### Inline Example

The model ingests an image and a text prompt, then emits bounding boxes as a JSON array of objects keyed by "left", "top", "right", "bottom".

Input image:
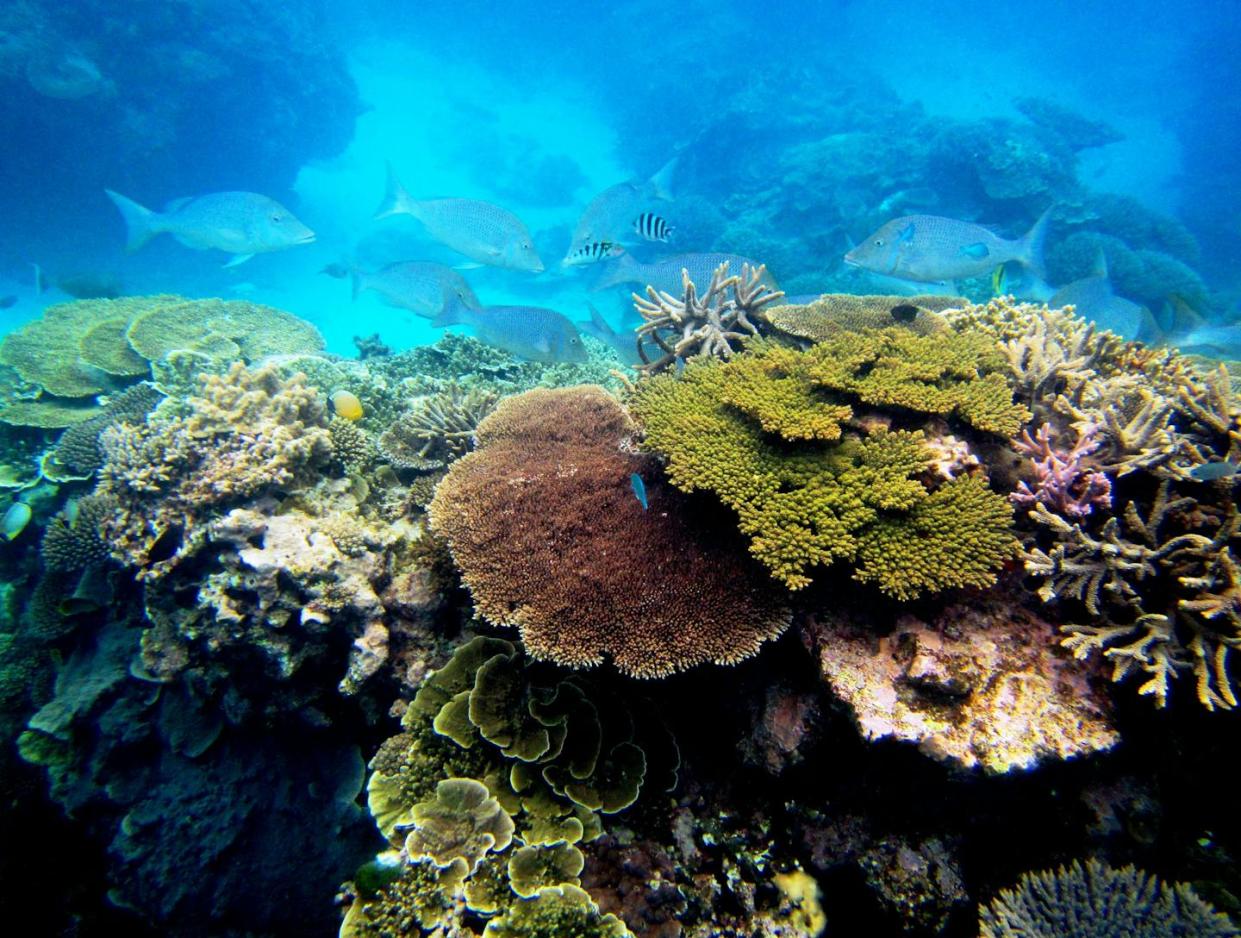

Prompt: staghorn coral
[
  {"left": 429, "top": 386, "right": 791, "bottom": 677},
  {"left": 93, "top": 362, "right": 332, "bottom": 576},
  {"left": 379, "top": 384, "right": 499, "bottom": 471},
  {"left": 979, "top": 858, "right": 1238, "bottom": 937},
  {"left": 760, "top": 294, "right": 957, "bottom": 344},
  {"left": 631, "top": 347, "right": 1018, "bottom": 595},
  {"left": 634, "top": 261, "right": 784, "bottom": 372},
  {"left": 807, "top": 600, "right": 1119, "bottom": 773},
  {"left": 1027, "top": 480, "right": 1241, "bottom": 709},
  {"left": 1010, "top": 422, "right": 1112, "bottom": 519}
]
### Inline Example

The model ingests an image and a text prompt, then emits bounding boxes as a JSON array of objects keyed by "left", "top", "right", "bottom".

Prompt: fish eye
[
  {"left": 271, "top": 213, "right": 283, "bottom": 222},
  {"left": 874, "top": 239, "right": 884, "bottom": 247}
]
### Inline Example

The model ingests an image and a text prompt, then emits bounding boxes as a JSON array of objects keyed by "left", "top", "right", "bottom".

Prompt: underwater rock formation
[
  {"left": 807, "top": 600, "right": 1119, "bottom": 773},
  {"left": 429, "top": 385, "right": 791, "bottom": 677}
]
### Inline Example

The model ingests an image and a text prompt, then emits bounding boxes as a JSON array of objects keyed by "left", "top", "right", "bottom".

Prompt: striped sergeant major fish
[
  {"left": 563, "top": 240, "right": 625, "bottom": 268},
  {"left": 633, "top": 212, "right": 673, "bottom": 243}
]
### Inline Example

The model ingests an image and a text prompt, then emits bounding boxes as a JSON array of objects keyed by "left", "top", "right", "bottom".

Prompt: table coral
[
  {"left": 429, "top": 385, "right": 791, "bottom": 677},
  {"left": 761, "top": 294, "right": 958, "bottom": 344},
  {"left": 806, "top": 601, "right": 1119, "bottom": 773},
  {"left": 631, "top": 343, "right": 1018, "bottom": 595}
]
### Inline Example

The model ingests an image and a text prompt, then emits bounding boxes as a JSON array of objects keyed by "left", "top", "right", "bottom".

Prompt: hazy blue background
[{"left": 1, "top": 0, "right": 1237, "bottom": 354}]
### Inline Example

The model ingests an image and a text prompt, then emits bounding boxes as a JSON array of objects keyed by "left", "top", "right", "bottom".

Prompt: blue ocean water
[{"left": 4, "top": 2, "right": 1241, "bottom": 936}]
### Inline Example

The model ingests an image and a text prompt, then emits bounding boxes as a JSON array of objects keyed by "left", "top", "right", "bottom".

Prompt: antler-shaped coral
[{"left": 633, "top": 262, "right": 783, "bottom": 373}]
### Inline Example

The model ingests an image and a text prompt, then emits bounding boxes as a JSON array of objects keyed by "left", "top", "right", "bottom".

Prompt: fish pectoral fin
[
  {"left": 960, "top": 242, "right": 990, "bottom": 259},
  {"left": 897, "top": 223, "right": 915, "bottom": 242},
  {"left": 223, "top": 254, "right": 255, "bottom": 268}
]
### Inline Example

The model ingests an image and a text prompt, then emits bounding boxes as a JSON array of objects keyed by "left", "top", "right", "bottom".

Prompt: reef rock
[{"left": 806, "top": 600, "right": 1119, "bottom": 773}]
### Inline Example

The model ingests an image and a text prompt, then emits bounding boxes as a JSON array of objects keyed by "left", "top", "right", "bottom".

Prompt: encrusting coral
[
  {"left": 93, "top": 362, "right": 332, "bottom": 576},
  {"left": 630, "top": 337, "right": 1020, "bottom": 595},
  {"left": 429, "top": 385, "right": 792, "bottom": 677},
  {"left": 806, "top": 600, "right": 1119, "bottom": 773},
  {"left": 633, "top": 261, "right": 784, "bottom": 372}
]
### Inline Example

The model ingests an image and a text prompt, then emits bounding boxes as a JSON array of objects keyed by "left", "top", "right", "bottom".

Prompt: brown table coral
[
  {"left": 428, "top": 385, "right": 791, "bottom": 678},
  {"left": 806, "top": 600, "right": 1119, "bottom": 774}
]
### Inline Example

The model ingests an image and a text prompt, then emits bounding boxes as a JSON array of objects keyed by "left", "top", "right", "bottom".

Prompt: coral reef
[
  {"left": 630, "top": 338, "right": 1019, "bottom": 594},
  {"left": 979, "top": 859, "right": 1239, "bottom": 937},
  {"left": 41, "top": 382, "right": 164, "bottom": 481},
  {"left": 761, "top": 293, "right": 958, "bottom": 344},
  {"left": 806, "top": 600, "right": 1119, "bottom": 773},
  {"left": 378, "top": 384, "right": 500, "bottom": 471},
  {"left": 634, "top": 261, "right": 784, "bottom": 372},
  {"left": 429, "top": 386, "right": 791, "bottom": 677},
  {"left": 1009, "top": 422, "right": 1112, "bottom": 519}
]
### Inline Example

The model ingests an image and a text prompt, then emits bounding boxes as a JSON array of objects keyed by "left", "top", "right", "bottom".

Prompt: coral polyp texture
[
  {"left": 807, "top": 601, "right": 1119, "bottom": 773},
  {"left": 94, "top": 361, "right": 332, "bottom": 575},
  {"left": 760, "top": 293, "right": 960, "bottom": 343},
  {"left": 428, "top": 385, "right": 791, "bottom": 677},
  {"left": 629, "top": 334, "right": 1020, "bottom": 595},
  {"left": 979, "top": 859, "right": 1239, "bottom": 937}
]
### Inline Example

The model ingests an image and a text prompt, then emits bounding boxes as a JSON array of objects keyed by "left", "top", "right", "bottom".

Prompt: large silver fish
[
  {"left": 593, "top": 250, "right": 776, "bottom": 295},
  {"left": 562, "top": 157, "right": 677, "bottom": 266},
  {"left": 350, "top": 261, "right": 481, "bottom": 319},
  {"left": 105, "top": 189, "right": 315, "bottom": 267},
  {"left": 1049, "top": 253, "right": 1153, "bottom": 342},
  {"left": 433, "top": 304, "right": 588, "bottom": 364},
  {"left": 375, "top": 164, "right": 543, "bottom": 272},
  {"left": 845, "top": 210, "right": 1050, "bottom": 282},
  {"left": 576, "top": 304, "right": 641, "bottom": 365}
]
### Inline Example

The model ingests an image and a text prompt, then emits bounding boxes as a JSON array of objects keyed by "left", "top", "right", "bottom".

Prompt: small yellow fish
[{"left": 330, "top": 390, "right": 364, "bottom": 421}]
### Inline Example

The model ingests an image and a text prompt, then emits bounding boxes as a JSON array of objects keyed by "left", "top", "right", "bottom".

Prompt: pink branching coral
[{"left": 1010, "top": 422, "right": 1112, "bottom": 519}]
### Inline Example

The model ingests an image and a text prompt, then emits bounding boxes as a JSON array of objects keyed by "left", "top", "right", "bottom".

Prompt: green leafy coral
[{"left": 631, "top": 337, "right": 1019, "bottom": 594}]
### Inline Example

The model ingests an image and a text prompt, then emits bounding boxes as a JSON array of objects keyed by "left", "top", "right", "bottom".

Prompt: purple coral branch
[{"left": 1011, "top": 422, "right": 1112, "bottom": 519}]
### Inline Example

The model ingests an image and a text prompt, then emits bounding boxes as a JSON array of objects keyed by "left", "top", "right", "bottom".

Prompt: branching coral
[
  {"left": 93, "top": 362, "right": 332, "bottom": 576},
  {"left": 379, "top": 384, "right": 499, "bottom": 470},
  {"left": 634, "top": 261, "right": 783, "bottom": 372},
  {"left": 1010, "top": 422, "right": 1112, "bottom": 519},
  {"left": 979, "top": 859, "right": 1238, "bottom": 937},
  {"left": 429, "top": 386, "right": 791, "bottom": 676},
  {"left": 631, "top": 344, "right": 1018, "bottom": 595}
]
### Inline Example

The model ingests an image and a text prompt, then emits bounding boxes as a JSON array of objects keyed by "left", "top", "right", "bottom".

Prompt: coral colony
[{"left": 2, "top": 283, "right": 1240, "bottom": 936}]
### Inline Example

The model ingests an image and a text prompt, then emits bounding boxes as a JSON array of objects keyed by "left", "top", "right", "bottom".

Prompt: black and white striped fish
[
  {"left": 562, "top": 240, "right": 625, "bottom": 268},
  {"left": 633, "top": 212, "right": 673, "bottom": 242}
]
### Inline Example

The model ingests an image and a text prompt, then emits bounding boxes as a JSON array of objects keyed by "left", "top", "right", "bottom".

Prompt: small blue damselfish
[{"left": 630, "top": 472, "right": 648, "bottom": 510}]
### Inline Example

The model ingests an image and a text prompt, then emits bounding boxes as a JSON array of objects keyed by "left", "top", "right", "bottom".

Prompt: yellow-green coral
[
  {"left": 341, "top": 856, "right": 469, "bottom": 937},
  {"left": 483, "top": 884, "right": 632, "bottom": 938},
  {"left": 762, "top": 293, "right": 957, "bottom": 343},
  {"left": 632, "top": 349, "right": 1017, "bottom": 593},
  {"left": 402, "top": 777, "right": 515, "bottom": 873},
  {"left": 804, "top": 328, "right": 1029, "bottom": 435},
  {"left": 508, "top": 844, "right": 585, "bottom": 897},
  {"left": 125, "top": 297, "right": 324, "bottom": 362}
]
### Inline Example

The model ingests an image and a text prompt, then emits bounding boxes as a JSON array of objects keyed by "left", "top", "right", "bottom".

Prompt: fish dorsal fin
[{"left": 1090, "top": 248, "right": 1109, "bottom": 281}]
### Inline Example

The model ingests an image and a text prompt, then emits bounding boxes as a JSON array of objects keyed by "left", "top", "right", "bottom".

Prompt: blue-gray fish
[
  {"left": 593, "top": 251, "right": 777, "bottom": 295},
  {"left": 1189, "top": 460, "right": 1239, "bottom": 482},
  {"left": 433, "top": 304, "right": 587, "bottom": 364},
  {"left": 562, "top": 157, "right": 677, "bottom": 265},
  {"left": 1171, "top": 324, "right": 1241, "bottom": 360},
  {"left": 350, "top": 261, "right": 481, "bottom": 319},
  {"left": 374, "top": 164, "right": 543, "bottom": 272},
  {"left": 630, "top": 473, "right": 648, "bottom": 510},
  {"left": 576, "top": 304, "right": 641, "bottom": 365},
  {"left": 845, "top": 209, "right": 1050, "bottom": 282},
  {"left": 1049, "top": 254, "right": 1152, "bottom": 342},
  {"left": 105, "top": 189, "right": 315, "bottom": 267}
]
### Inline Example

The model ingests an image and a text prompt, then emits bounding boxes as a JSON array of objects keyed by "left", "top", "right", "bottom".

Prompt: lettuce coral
[
  {"left": 428, "top": 385, "right": 791, "bottom": 677},
  {"left": 630, "top": 342, "right": 1019, "bottom": 595}
]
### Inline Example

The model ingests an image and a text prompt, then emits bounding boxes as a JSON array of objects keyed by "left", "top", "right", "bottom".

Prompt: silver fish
[
  {"left": 375, "top": 164, "right": 543, "bottom": 272},
  {"left": 576, "top": 304, "right": 641, "bottom": 365},
  {"left": 563, "top": 240, "right": 625, "bottom": 268},
  {"left": 1049, "top": 253, "right": 1151, "bottom": 342},
  {"left": 433, "top": 304, "right": 588, "bottom": 364},
  {"left": 563, "top": 157, "right": 677, "bottom": 265},
  {"left": 105, "top": 189, "right": 315, "bottom": 267},
  {"left": 633, "top": 212, "right": 673, "bottom": 242},
  {"left": 593, "top": 251, "right": 776, "bottom": 295},
  {"left": 351, "top": 261, "right": 481, "bottom": 319},
  {"left": 845, "top": 209, "right": 1050, "bottom": 282},
  {"left": 1189, "top": 461, "right": 1239, "bottom": 482}
]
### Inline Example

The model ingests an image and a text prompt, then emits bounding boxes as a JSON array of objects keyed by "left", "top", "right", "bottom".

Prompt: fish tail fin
[
  {"left": 350, "top": 269, "right": 365, "bottom": 301},
  {"left": 591, "top": 250, "right": 638, "bottom": 291},
  {"left": 105, "top": 189, "right": 161, "bottom": 252},
  {"left": 587, "top": 303, "right": 616, "bottom": 338},
  {"left": 650, "top": 156, "right": 678, "bottom": 201},
  {"left": 1017, "top": 206, "right": 1053, "bottom": 280},
  {"left": 374, "top": 161, "right": 418, "bottom": 220},
  {"left": 1090, "top": 247, "right": 1109, "bottom": 280}
]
